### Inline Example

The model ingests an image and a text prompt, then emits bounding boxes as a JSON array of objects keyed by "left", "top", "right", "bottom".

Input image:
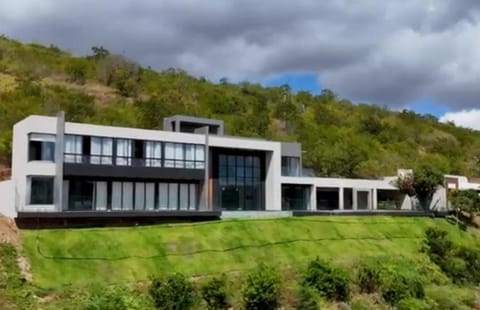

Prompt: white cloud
[{"left": 440, "top": 109, "right": 480, "bottom": 130}]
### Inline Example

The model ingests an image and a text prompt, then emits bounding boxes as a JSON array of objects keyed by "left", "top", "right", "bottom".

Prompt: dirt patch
[
  {"left": 41, "top": 76, "right": 120, "bottom": 104},
  {"left": 0, "top": 216, "right": 32, "bottom": 281},
  {"left": 0, "top": 216, "right": 20, "bottom": 246}
]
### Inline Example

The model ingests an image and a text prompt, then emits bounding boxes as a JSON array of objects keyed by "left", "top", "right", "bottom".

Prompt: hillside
[
  {"left": 1, "top": 35, "right": 480, "bottom": 178},
  {"left": 21, "top": 216, "right": 478, "bottom": 288}
]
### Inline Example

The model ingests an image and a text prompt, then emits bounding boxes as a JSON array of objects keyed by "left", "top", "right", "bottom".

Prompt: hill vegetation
[
  {"left": 1, "top": 35, "right": 480, "bottom": 177},
  {"left": 12, "top": 216, "right": 480, "bottom": 308}
]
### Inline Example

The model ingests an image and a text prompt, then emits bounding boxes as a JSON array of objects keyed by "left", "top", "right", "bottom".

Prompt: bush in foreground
[
  {"left": 357, "top": 262, "right": 382, "bottom": 294},
  {"left": 84, "top": 285, "right": 148, "bottom": 310},
  {"left": 242, "top": 264, "right": 281, "bottom": 310},
  {"left": 201, "top": 275, "right": 229, "bottom": 310},
  {"left": 423, "top": 227, "right": 480, "bottom": 284},
  {"left": 396, "top": 297, "right": 430, "bottom": 310},
  {"left": 149, "top": 273, "right": 195, "bottom": 310},
  {"left": 382, "top": 274, "right": 425, "bottom": 306},
  {"left": 303, "top": 258, "right": 350, "bottom": 301},
  {"left": 295, "top": 284, "right": 321, "bottom": 310}
]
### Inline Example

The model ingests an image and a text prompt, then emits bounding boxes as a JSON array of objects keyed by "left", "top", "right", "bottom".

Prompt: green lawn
[{"left": 21, "top": 216, "right": 478, "bottom": 288}]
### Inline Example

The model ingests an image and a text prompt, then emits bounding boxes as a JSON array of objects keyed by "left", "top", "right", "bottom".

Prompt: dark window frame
[
  {"left": 28, "top": 133, "right": 55, "bottom": 162},
  {"left": 29, "top": 176, "right": 54, "bottom": 205}
]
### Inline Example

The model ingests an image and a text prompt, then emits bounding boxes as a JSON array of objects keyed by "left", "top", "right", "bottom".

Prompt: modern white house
[{"left": 0, "top": 113, "right": 477, "bottom": 226}]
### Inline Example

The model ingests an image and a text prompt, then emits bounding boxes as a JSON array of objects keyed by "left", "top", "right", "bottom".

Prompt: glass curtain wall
[
  {"left": 281, "top": 185, "right": 310, "bottom": 210},
  {"left": 213, "top": 150, "right": 265, "bottom": 211},
  {"left": 281, "top": 157, "right": 300, "bottom": 176},
  {"left": 65, "top": 179, "right": 197, "bottom": 211},
  {"left": 64, "top": 135, "right": 204, "bottom": 169}
]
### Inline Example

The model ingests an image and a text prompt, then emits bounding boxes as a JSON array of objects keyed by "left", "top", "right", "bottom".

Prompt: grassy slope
[{"left": 21, "top": 216, "right": 478, "bottom": 288}]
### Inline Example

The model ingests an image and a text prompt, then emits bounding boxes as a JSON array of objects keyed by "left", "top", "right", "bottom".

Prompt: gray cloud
[{"left": 2, "top": 0, "right": 480, "bottom": 110}]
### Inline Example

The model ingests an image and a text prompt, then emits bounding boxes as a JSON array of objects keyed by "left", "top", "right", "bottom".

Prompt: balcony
[{"left": 63, "top": 154, "right": 205, "bottom": 180}]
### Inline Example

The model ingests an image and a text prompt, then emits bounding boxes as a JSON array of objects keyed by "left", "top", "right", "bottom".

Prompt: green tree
[
  {"left": 90, "top": 46, "right": 110, "bottom": 59},
  {"left": 449, "top": 189, "right": 480, "bottom": 224},
  {"left": 396, "top": 164, "right": 444, "bottom": 210},
  {"left": 413, "top": 164, "right": 445, "bottom": 210}
]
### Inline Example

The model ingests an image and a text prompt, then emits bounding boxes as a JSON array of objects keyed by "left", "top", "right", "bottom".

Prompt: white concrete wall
[
  {"left": 0, "top": 180, "right": 15, "bottom": 218},
  {"left": 12, "top": 116, "right": 57, "bottom": 212},
  {"left": 281, "top": 176, "right": 398, "bottom": 190},
  {"left": 209, "top": 135, "right": 283, "bottom": 211}
]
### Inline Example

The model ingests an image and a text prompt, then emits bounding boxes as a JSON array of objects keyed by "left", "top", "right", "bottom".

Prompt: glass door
[{"left": 222, "top": 187, "right": 239, "bottom": 210}]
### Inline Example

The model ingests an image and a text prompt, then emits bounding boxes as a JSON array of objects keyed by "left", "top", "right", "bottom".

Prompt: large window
[
  {"left": 64, "top": 135, "right": 83, "bottom": 163},
  {"left": 63, "top": 135, "right": 205, "bottom": 169},
  {"left": 29, "top": 134, "right": 55, "bottom": 161},
  {"left": 281, "top": 156, "right": 300, "bottom": 177},
  {"left": 145, "top": 141, "right": 162, "bottom": 167},
  {"left": 82, "top": 180, "right": 197, "bottom": 211},
  {"left": 67, "top": 180, "right": 107, "bottom": 211},
  {"left": 159, "top": 183, "right": 197, "bottom": 210},
  {"left": 90, "top": 137, "right": 113, "bottom": 165},
  {"left": 214, "top": 151, "right": 264, "bottom": 211},
  {"left": 282, "top": 185, "right": 310, "bottom": 210},
  {"left": 29, "top": 176, "right": 54, "bottom": 205},
  {"left": 116, "top": 139, "right": 132, "bottom": 166},
  {"left": 164, "top": 143, "right": 204, "bottom": 169}
]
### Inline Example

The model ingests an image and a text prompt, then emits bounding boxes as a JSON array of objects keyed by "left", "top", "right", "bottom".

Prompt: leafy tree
[
  {"left": 449, "top": 189, "right": 480, "bottom": 224},
  {"left": 396, "top": 164, "right": 444, "bottom": 210},
  {"left": 413, "top": 164, "right": 445, "bottom": 210},
  {"left": 90, "top": 46, "right": 110, "bottom": 59}
]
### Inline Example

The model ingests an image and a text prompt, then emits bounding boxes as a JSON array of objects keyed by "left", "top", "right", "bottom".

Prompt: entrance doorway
[{"left": 222, "top": 187, "right": 239, "bottom": 210}]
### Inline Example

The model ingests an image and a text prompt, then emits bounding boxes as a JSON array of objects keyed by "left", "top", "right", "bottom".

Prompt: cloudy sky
[{"left": 2, "top": 0, "right": 480, "bottom": 129}]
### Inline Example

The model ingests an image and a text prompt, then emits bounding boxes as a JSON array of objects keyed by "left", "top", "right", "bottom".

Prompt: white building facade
[{"left": 1, "top": 113, "right": 476, "bottom": 224}]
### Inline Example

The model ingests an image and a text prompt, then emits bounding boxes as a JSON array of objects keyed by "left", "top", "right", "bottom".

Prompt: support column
[
  {"left": 309, "top": 185, "right": 316, "bottom": 211},
  {"left": 338, "top": 187, "right": 344, "bottom": 210},
  {"left": 372, "top": 188, "right": 378, "bottom": 210},
  {"left": 352, "top": 189, "right": 358, "bottom": 210},
  {"left": 54, "top": 111, "right": 65, "bottom": 212},
  {"left": 197, "top": 126, "right": 210, "bottom": 210}
]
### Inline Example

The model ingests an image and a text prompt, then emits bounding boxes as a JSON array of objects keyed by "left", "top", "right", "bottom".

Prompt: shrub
[
  {"left": 423, "top": 227, "right": 454, "bottom": 265},
  {"left": 242, "top": 264, "right": 281, "bottom": 310},
  {"left": 200, "top": 276, "right": 229, "bottom": 310},
  {"left": 381, "top": 274, "right": 424, "bottom": 306},
  {"left": 396, "top": 297, "right": 430, "bottom": 310},
  {"left": 423, "top": 227, "right": 480, "bottom": 284},
  {"left": 84, "top": 286, "right": 144, "bottom": 310},
  {"left": 350, "top": 294, "right": 388, "bottom": 310},
  {"left": 296, "top": 284, "right": 320, "bottom": 310},
  {"left": 426, "top": 285, "right": 476, "bottom": 310},
  {"left": 149, "top": 273, "right": 195, "bottom": 310},
  {"left": 303, "top": 258, "right": 350, "bottom": 301},
  {"left": 357, "top": 262, "right": 381, "bottom": 294},
  {"left": 66, "top": 58, "right": 88, "bottom": 84},
  {"left": 455, "top": 246, "right": 480, "bottom": 283}
]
